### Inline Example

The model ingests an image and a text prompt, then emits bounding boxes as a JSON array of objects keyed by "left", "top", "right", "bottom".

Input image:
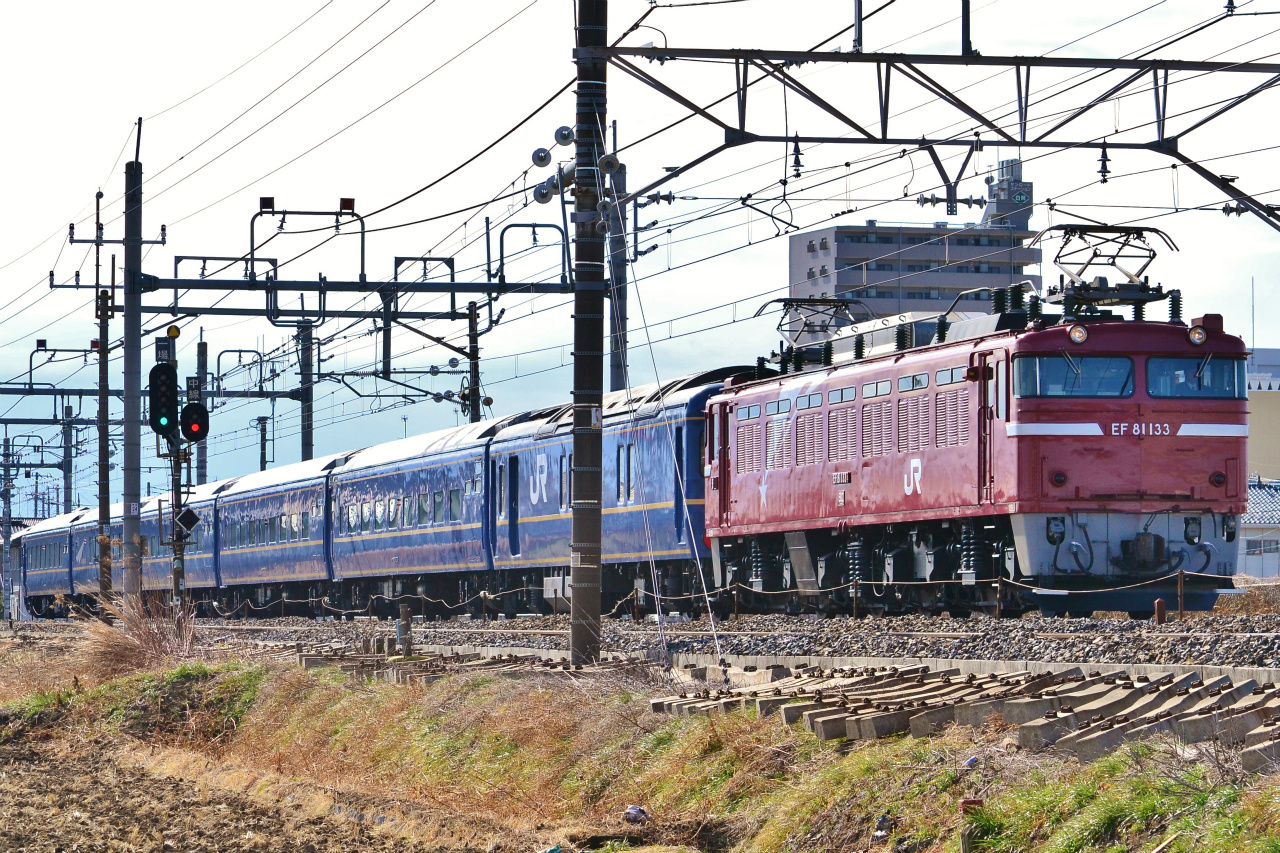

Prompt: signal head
[
  {"left": 148, "top": 363, "right": 180, "bottom": 436},
  {"left": 166, "top": 325, "right": 181, "bottom": 339},
  {"left": 180, "top": 402, "right": 209, "bottom": 443}
]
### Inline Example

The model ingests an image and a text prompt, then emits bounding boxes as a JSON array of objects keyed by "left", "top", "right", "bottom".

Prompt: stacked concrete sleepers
[{"left": 650, "top": 665, "right": 1280, "bottom": 770}]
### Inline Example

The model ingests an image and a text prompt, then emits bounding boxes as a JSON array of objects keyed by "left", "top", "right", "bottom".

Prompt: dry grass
[{"left": 71, "top": 596, "right": 200, "bottom": 685}]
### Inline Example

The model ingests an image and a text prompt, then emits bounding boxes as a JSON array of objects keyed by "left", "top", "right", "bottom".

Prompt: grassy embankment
[{"left": 3, "top": 651, "right": 1280, "bottom": 853}]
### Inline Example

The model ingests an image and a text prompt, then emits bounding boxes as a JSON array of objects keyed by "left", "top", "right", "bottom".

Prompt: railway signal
[
  {"left": 180, "top": 402, "right": 209, "bottom": 443},
  {"left": 148, "top": 363, "right": 179, "bottom": 436}
]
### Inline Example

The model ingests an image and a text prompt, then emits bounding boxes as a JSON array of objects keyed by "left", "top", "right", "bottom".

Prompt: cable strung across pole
[{"left": 570, "top": 0, "right": 607, "bottom": 665}]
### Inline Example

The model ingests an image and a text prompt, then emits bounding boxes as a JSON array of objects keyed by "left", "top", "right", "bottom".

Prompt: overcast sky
[{"left": 1, "top": 0, "right": 1278, "bottom": 511}]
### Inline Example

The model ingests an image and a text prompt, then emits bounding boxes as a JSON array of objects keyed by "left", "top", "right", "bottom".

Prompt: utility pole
[
  {"left": 2, "top": 437, "right": 11, "bottom": 617},
  {"left": 467, "top": 302, "right": 481, "bottom": 423},
  {"left": 122, "top": 130, "right": 143, "bottom": 598},
  {"left": 298, "top": 323, "right": 313, "bottom": 461},
  {"left": 256, "top": 416, "right": 270, "bottom": 472},
  {"left": 97, "top": 242, "right": 115, "bottom": 599},
  {"left": 61, "top": 406, "right": 73, "bottom": 514},
  {"left": 196, "top": 338, "right": 208, "bottom": 484},
  {"left": 570, "top": 0, "right": 607, "bottom": 664},
  {"left": 607, "top": 159, "right": 628, "bottom": 392}
]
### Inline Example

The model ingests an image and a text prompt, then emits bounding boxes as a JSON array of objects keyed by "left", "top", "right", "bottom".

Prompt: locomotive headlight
[
  {"left": 1184, "top": 516, "right": 1202, "bottom": 545},
  {"left": 1068, "top": 324, "right": 1089, "bottom": 344},
  {"left": 1188, "top": 325, "right": 1208, "bottom": 345},
  {"left": 1224, "top": 515, "right": 1237, "bottom": 543}
]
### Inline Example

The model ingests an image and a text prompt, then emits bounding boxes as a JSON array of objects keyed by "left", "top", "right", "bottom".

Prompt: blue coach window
[
  {"left": 301, "top": 512, "right": 310, "bottom": 540},
  {"left": 418, "top": 494, "right": 430, "bottom": 526},
  {"left": 360, "top": 503, "right": 371, "bottom": 533},
  {"left": 449, "top": 489, "right": 462, "bottom": 522},
  {"left": 433, "top": 492, "right": 446, "bottom": 524}
]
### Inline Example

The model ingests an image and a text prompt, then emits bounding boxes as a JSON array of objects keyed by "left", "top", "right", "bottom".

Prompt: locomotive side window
[
  {"left": 738, "top": 405, "right": 760, "bottom": 420},
  {"left": 764, "top": 399, "right": 791, "bottom": 416},
  {"left": 1013, "top": 355, "right": 1134, "bottom": 397},
  {"left": 862, "top": 380, "right": 891, "bottom": 399},
  {"left": 825, "top": 388, "right": 854, "bottom": 405},
  {"left": 1147, "top": 357, "right": 1247, "bottom": 399},
  {"left": 897, "top": 373, "right": 929, "bottom": 393}
]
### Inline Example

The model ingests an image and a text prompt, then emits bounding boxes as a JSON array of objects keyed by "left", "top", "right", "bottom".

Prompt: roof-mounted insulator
[
  {"left": 935, "top": 315, "right": 948, "bottom": 344},
  {"left": 990, "top": 287, "right": 1008, "bottom": 315},
  {"left": 792, "top": 348, "right": 804, "bottom": 373},
  {"left": 895, "top": 323, "right": 911, "bottom": 352},
  {"left": 1170, "top": 290, "right": 1183, "bottom": 324},
  {"left": 1027, "top": 294, "right": 1042, "bottom": 324},
  {"left": 821, "top": 341, "right": 833, "bottom": 367},
  {"left": 854, "top": 333, "right": 866, "bottom": 360},
  {"left": 755, "top": 356, "right": 767, "bottom": 380},
  {"left": 1007, "top": 282, "right": 1025, "bottom": 311},
  {"left": 1134, "top": 302, "right": 1145, "bottom": 322}
]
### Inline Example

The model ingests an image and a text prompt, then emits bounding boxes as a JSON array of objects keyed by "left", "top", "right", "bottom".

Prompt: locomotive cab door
[
  {"left": 706, "top": 404, "right": 731, "bottom": 526},
  {"left": 974, "top": 353, "right": 997, "bottom": 505}
]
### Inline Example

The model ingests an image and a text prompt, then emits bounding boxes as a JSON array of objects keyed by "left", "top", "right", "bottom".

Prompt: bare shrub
[{"left": 73, "top": 595, "right": 198, "bottom": 684}]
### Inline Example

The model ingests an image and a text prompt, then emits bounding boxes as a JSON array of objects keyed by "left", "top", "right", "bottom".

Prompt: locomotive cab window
[
  {"left": 1013, "top": 355, "right": 1134, "bottom": 398},
  {"left": 1147, "top": 357, "right": 1246, "bottom": 399}
]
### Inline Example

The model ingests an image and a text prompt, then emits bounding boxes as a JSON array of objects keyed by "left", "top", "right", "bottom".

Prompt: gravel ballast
[{"left": 195, "top": 612, "right": 1280, "bottom": 669}]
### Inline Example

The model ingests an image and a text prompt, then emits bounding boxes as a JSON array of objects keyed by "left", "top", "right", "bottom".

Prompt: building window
[
  {"left": 819, "top": 237, "right": 829, "bottom": 250},
  {"left": 807, "top": 267, "right": 816, "bottom": 280},
  {"left": 819, "top": 265, "right": 829, "bottom": 276},
  {"left": 807, "top": 240, "right": 817, "bottom": 252}
]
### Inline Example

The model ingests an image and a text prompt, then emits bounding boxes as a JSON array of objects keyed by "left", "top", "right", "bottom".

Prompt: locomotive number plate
[{"left": 1111, "top": 422, "right": 1171, "bottom": 436}]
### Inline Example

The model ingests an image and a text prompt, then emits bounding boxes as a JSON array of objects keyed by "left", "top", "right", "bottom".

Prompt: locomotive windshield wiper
[
  {"left": 1058, "top": 348, "right": 1081, "bottom": 375},
  {"left": 1195, "top": 351, "right": 1213, "bottom": 381}
]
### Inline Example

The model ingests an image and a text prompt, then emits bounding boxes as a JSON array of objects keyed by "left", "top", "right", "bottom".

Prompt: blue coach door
[{"left": 508, "top": 456, "right": 520, "bottom": 555}]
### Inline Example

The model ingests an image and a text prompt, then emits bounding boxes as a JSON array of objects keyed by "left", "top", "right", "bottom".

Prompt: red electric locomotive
[{"left": 703, "top": 226, "right": 1246, "bottom": 617}]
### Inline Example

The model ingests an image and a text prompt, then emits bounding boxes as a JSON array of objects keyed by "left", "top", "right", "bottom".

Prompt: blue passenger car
[
  {"left": 489, "top": 370, "right": 736, "bottom": 606},
  {"left": 21, "top": 512, "right": 76, "bottom": 605},
  {"left": 216, "top": 454, "right": 347, "bottom": 601},
  {"left": 329, "top": 421, "right": 504, "bottom": 610}
]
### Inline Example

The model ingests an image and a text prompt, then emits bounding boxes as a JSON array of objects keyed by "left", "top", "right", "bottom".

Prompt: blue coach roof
[
  {"left": 336, "top": 416, "right": 513, "bottom": 475},
  {"left": 219, "top": 451, "right": 353, "bottom": 498}
]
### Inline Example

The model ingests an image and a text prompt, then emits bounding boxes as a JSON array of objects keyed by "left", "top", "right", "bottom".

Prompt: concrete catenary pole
[
  {"left": 122, "top": 151, "right": 143, "bottom": 598},
  {"left": 607, "top": 162, "right": 628, "bottom": 392},
  {"left": 570, "top": 0, "right": 607, "bottom": 664}
]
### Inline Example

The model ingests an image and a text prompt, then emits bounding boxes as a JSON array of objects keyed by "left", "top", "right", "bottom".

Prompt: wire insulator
[
  {"left": 935, "top": 315, "right": 948, "bottom": 344},
  {"left": 1170, "top": 290, "right": 1183, "bottom": 324},
  {"left": 854, "top": 334, "right": 866, "bottom": 360}
]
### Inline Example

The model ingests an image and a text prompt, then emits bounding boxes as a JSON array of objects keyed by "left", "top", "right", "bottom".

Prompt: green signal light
[{"left": 159, "top": 417, "right": 169, "bottom": 425}]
